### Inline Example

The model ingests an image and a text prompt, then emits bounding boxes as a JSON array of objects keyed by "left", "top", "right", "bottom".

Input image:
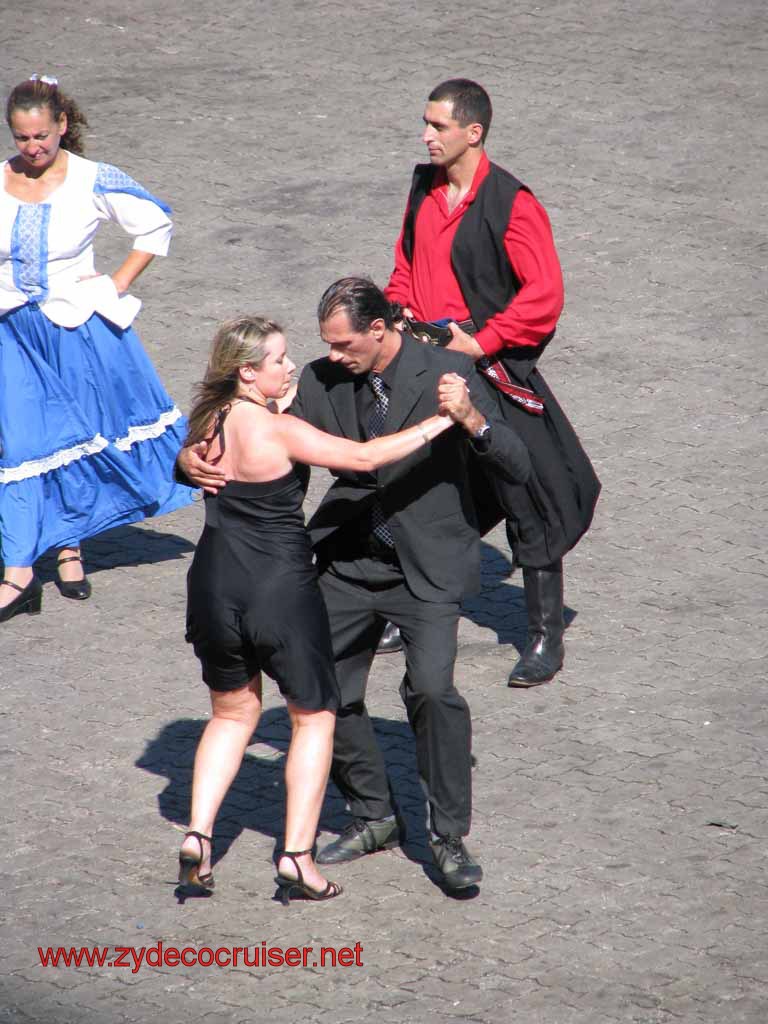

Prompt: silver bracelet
[{"left": 418, "top": 424, "right": 430, "bottom": 444}]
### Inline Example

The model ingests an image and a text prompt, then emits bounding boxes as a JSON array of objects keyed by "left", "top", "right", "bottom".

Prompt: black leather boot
[
  {"left": 507, "top": 561, "right": 565, "bottom": 687},
  {"left": 376, "top": 621, "right": 403, "bottom": 655}
]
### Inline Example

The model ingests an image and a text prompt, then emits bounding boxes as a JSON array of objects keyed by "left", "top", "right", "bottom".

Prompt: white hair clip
[{"left": 30, "top": 73, "right": 59, "bottom": 86}]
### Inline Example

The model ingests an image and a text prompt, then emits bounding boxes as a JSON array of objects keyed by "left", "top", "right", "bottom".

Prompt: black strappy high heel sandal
[
  {"left": 275, "top": 849, "right": 343, "bottom": 906},
  {"left": 56, "top": 553, "right": 92, "bottom": 601},
  {"left": 0, "top": 577, "right": 42, "bottom": 623},
  {"left": 178, "top": 830, "right": 215, "bottom": 894}
]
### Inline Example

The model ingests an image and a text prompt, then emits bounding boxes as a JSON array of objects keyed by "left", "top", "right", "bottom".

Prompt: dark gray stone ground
[{"left": 2, "top": 1, "right": 766, "bottom": 1021}]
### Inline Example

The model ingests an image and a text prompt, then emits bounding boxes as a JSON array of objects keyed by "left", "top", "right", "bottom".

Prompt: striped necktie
[{"left": 367, "top": 375, "right": 395, "bottom": 547}]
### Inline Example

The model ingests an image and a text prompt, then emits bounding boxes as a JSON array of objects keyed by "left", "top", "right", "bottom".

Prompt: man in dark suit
[{"left": 180, "top": 277, "right": 530, "bottom": 890}]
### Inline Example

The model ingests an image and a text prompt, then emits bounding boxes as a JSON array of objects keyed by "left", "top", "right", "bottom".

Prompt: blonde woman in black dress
[{"left": 180, "top": 316, "right": 454, "bottom": 903}]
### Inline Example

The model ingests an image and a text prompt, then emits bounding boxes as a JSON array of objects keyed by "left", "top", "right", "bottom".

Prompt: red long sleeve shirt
[{"left": 385, "top": 152, "right": 565, "bottom": 358}]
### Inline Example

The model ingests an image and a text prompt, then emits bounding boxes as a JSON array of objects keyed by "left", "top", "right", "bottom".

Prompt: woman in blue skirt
[{"left": 0, "top": 75, "right": 195, "bottom": 622}]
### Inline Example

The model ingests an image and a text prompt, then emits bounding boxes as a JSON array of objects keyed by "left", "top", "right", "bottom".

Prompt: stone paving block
[{"left": 3, "top": 1, "right": 768, "bottom": 1022}]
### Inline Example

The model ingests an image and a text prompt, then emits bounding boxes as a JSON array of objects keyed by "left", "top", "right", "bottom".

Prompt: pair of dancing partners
[{"left": 179, "top": 315, "right": 470, "bottom": 903}]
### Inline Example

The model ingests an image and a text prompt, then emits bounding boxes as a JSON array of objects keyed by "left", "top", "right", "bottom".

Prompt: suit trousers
[{"left": 318, "top": 556, "right": 472, "bottom": 837}]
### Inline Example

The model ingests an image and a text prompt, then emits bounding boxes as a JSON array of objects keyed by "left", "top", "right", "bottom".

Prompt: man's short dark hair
[
  {"left": 317, "top": 276, "right": 395, "bottom": 332},
  {"left": 428, "top": 78, "right": 492, "bottom": 143}
]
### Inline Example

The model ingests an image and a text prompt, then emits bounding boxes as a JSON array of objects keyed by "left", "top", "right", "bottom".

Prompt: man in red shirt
[{"left": 384, "top": 79, "right": 600, "bottom": 686}]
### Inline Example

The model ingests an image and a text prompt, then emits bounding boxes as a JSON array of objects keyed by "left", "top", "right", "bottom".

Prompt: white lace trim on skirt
[
  {"left": 0, "top": 407, "right": 183, "bottom": 483},
  {"left": 0, "top": 434, "right": 109, "bottom": 483},
  {"left": 114, "top": 407, "right": 183, "bottom": 451}
]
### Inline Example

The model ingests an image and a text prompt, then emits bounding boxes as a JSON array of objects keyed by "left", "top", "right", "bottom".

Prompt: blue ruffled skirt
[{"left": 0, "top": 303, "right": 196, "bottom": 565}]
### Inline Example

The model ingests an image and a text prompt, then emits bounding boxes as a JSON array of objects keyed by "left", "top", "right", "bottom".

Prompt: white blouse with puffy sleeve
[{"left": 0, "top": 151, "right": 173, "bottom": 329}]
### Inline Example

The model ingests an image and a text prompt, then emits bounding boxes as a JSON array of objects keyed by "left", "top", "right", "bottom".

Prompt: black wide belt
[{"left": 404, "top": 317, "right": 477, "bottom": 346}]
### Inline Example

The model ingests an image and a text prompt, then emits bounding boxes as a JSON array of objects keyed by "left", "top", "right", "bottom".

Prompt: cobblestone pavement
[{"left": 2, "top": 2, "right": 766, "bottom": 1021}]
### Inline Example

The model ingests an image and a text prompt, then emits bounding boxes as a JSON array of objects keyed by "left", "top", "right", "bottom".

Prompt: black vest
[
  {"left": 402, "top": 162, "right": 599, "bottom": 564},
  {"left": 401, "top": 160, "right": 553, "bottom": 381}
]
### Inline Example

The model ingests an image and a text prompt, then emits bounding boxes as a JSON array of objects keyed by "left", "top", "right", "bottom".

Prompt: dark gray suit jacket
[{"left": 290, "top": 333, "right": 530, "bottom": 603}]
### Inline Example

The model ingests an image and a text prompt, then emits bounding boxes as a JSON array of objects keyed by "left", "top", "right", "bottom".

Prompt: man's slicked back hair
[{"left": 317, "top": 276, "right": 395, "bottom": 332}]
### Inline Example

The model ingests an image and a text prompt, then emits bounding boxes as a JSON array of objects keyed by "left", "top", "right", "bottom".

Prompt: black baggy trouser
[{"left": 319, "top": 557, "right": 472, "bottom": 837}]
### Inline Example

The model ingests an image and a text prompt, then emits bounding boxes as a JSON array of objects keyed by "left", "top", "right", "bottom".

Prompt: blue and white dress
[{"left": 0, "top": 151, "right": 195, "bottom": 566}]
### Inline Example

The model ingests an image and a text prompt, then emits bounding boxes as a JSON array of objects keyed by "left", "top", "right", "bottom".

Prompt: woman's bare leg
[
  {"left": 278, "top": 703, "right": 337, "bottom": 892},
  {"left": 180, "top": 675, "right": 263, "bottom": 874}
]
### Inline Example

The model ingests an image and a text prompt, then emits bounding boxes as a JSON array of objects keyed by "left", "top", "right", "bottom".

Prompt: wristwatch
[{"left": 471, "top": 421, "right": 492, "bottom": 452}]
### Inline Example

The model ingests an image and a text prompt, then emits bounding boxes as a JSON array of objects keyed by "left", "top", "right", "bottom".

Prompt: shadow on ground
[
  {"left": 6, "top": 523, "right": 197, "bottom": 583},
  {"left": 461, "top": 541, "right": 576, "bottom": 648},
  {"left": 136, "top": 711, "right": 432, "bottom": 867}
]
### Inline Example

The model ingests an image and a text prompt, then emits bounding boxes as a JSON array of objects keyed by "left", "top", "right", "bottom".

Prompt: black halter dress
[{"left": 185, "top": 402, "right": 339, "bottom": 709}]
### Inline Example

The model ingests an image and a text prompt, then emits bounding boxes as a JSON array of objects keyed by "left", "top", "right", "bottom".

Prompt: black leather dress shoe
[
  {"left": 376, "top": 621, "right": 403, "bottom": 655},
  {"left": 316, "top": 817, "right": 404, "bottom": 864},
  {"left": 429, "top": 835, "right": 483, "bottom": 890}
]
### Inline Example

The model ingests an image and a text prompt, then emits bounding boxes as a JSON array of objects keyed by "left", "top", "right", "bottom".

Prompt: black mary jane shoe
[
  {"left": 0, "top": 577, "right": 43, "bottom": 624},
  {"left": 274, "top": 849, "right": 343, "bottom": 906},
  {"left": 55, "top": 553, "right": 92, "bottom": 601}
]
